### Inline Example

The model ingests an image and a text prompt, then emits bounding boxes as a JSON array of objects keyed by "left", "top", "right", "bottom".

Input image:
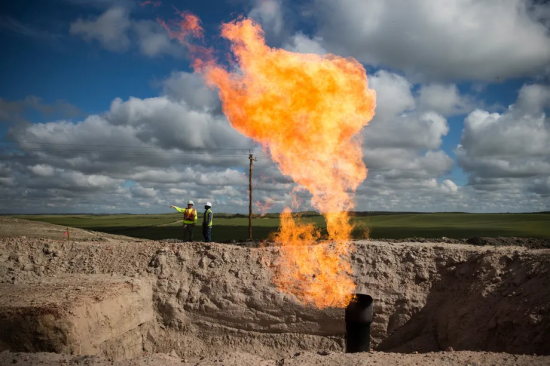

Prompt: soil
[
  {"left": 0, "top": 217, "right": 549, "bottom": 365},
  {"left": 1, "top": 350, "right": 549, "bottom": 366},
  {"left": 216, "top": 236, "right": 550, "bottom": 249}
]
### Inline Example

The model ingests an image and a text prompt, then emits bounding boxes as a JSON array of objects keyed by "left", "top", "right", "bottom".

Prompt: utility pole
[{"left": 249, "top": 153, "right": 257, "bottom": 240}]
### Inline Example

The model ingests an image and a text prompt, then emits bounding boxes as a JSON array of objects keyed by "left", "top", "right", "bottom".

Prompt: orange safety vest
[{"left": 184, "top": 208, "right": 196, "bottom": 222}]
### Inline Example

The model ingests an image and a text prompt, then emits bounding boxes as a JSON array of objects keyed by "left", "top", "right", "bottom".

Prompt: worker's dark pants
[
  {"left": 183, "top": 224, "right": 194, "bottom": 242},
  {"left": 202, "top": 225, "right": 212, "bottom": 242}
]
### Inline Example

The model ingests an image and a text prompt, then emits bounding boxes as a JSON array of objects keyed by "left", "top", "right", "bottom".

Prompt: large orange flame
[{"left": 165, "top": 14, "right": 376, "bottom": 308}]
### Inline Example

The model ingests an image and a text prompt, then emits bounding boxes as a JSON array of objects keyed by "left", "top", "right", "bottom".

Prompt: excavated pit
[{"left": 0, "top": 233, "right": 549, "bottom": 361}]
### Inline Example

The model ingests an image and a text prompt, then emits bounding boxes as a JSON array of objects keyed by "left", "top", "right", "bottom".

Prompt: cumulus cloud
[
  {"left": 0, "top": 72, "right": 263, "bottom": 214},
  {"left": 368, "top": 71, "right": 415, "bottom": 118},
  {"left": 11, "top": 65, "right": 544, "bottom": 214},
  {"left": 2, "top": 36, "right": 549, "bottom": 214},
  {"left": 0, "top": 163, "right": 14, "bottom": 187},
  {"left": 417, "top": 84, "right": 473, "bottom": 116},
  {"left": 0, "top": 96, "right": 82, "bottom": 126},
  {"left": 69, "top": 6, "right": 181, "bottom": 57},
  {"left": 457, "top": 83, "right": 550, "bottom": 196},
  {"left": 248, "top": 0, "right": 286, "bottom": 43},
  {"left": 283, "top": 33, "right": 326, "bottom": 55},
  {"left": 162, "top": 72, "right": 221, "bottom": 113},
  {"left": 130, "top": 184, "right": 157, "bottom": 198},
  {"left": 132, "top": 20, "right": 184, "bottom": 58},
  {"left": 29, "top": 164, "right": 55, "bottom": 177},
  {"left": 350, "top": 69, "right": 463, "bottom": 211},
  {"left": 309, "top": 0, "right": 550, "bottom": 81},
  {"left": 70, "top": 7, "right": 131, "bottom": 52}
]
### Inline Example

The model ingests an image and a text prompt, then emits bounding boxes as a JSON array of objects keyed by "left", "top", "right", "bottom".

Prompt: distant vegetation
[{"left": 9, "top": 212, "right": 550, "bottom": 241}]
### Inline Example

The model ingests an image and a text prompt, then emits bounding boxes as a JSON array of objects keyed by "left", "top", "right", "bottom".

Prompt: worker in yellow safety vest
[
  {"left": 170, "top": 200, "right": 198, "bottom": 242},
  {"left": 202, "top": 202, "right": 213, "bottom": 242}
]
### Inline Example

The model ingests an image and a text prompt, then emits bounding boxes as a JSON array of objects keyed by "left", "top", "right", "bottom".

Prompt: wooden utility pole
[{"left": 249, "top": 153, "right": 257, "bottom": 240}]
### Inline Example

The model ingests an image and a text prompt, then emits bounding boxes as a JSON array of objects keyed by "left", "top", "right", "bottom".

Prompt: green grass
[{"left": 9, "top": 212, "right": 550, "bottom": 241}]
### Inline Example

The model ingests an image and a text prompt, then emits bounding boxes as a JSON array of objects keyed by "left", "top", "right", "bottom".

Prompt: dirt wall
[{"left": 1, "top": 235, "right": 549, "bottom": 359}]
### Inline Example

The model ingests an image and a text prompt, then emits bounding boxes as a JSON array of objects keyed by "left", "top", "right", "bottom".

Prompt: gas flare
[
  {"left": 165, "top": 13, "right": 376, "bottom": 308},
  {"left": 158, "top": 11, "right": 204, "bottom": 42}
]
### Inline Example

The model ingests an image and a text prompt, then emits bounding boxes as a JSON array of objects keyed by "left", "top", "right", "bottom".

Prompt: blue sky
[{"left": 1, "top": 0, "right": 549, "bottom": 213}]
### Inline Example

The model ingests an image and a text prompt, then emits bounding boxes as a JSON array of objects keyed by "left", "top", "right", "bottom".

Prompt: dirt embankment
[{"left": 0, "top": 218, "right": 549, "bottom": 365}]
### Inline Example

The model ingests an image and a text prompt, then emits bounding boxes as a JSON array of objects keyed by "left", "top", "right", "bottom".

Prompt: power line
[{"left": 0, "top": 147, "right": 253, "bottom": 158}]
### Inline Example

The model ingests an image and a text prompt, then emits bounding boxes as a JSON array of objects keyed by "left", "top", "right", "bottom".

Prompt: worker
[
  {"left": 202, "top": 202, "right": 213, "bottom": 242},
  {"left": 170, "top": 201, "right": 197, "bottom": 242}
]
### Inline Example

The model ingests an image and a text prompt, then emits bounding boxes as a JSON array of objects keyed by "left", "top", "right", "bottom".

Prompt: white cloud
[
  {"left": 457, "top": 83, "right": 550, "bottom": 194},
  {"left": 368, "top": 71, "right": 415, "bottom": 118},
  {"left": 283, "top": 33, "right": 326, "bottom": 55},
  {"left": 130, "top": 184, "right": 157, "bottom": 198},
  {"left": 2, "top": 59, "right": 548, "bottom": 213},
  {"left": 70, "top": 6, "right": 181, "bottom": 57},
  {"left": 162, "top": 72, "right": 221, "bottom": 112},
  {"left": 70, "top": 7, "right": 131, "bottom": 52},
  {"left": 356, "top": 70, "right": 459, "bottom": 210},
  {"left": 417, "top": 84, "right": 473, "bottom": 116},
  {"left": 132, "top": 20, "right": 183, "bottom": 58},
  {"left": 309, "top": 0, "right": 550, "bottom": 81},
  {"left": 249, "top": 0, "right": 285, "bottom": 41},
  {"left": 365, "top": 111, "right": 449, "bottom": 151},
  {"left": 517, "top": 83, "right": 550, "bottom": 113},
  {"left": 441, "top": 179, "right": 458, "bottom": 194},
  {"left": 0, "top": 71, "right": 262, "bottom": 214},
  {"left": 29, "top": 164, "right": 55, "bottom": 177}
]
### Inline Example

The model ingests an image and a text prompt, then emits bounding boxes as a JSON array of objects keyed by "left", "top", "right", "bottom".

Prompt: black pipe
[{"left": 345, "top": 294, "right": 374, "bottom": 353}]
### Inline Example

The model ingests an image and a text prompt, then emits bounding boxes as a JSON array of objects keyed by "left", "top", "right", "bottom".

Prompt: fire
[
  {"left": 164, "top": 13, "right": 376, "bottom": 308},
  {"left": 158, "top": 11, "right": 204, "bottom": 42}
]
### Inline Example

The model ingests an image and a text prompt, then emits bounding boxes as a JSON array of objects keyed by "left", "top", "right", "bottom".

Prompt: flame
[
  {"left": 364, "top": 227, "right": 371, "bottom": 240},
  {"left": 158, "top": 11, "right": 204, "bottom": 42},
  {"left": 164, "top": 14, "right": 376, "bottom": 308}
]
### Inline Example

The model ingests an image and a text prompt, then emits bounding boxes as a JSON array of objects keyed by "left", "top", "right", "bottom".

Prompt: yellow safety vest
[{"left": 183, "top": 208, "right": 197, "bottom": 224}]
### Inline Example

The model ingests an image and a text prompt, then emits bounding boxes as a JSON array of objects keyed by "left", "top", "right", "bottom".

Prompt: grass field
[{"left": 9, "top": 212, "right": 550, "bottom": 241}]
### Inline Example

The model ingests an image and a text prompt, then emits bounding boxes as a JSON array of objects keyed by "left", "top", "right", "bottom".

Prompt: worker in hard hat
[
  {"left": 202, "top": 202, "right": 213, "bottom": 242},
  {"left": 170, "top": 201, "right": 197, "bottom": 242}
]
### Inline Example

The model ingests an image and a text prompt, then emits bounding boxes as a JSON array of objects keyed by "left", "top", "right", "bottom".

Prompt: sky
[{"left": 1, "top": 0, "right": 550, "bottom": 214}]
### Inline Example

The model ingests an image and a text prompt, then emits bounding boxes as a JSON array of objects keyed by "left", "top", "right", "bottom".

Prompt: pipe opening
[{"left": 345, "top": 293, "right": 374, "bottom": 353}]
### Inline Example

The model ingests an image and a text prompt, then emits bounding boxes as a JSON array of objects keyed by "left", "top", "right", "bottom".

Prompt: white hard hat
[
  {"left": 206, "top": 202, "right": 212, "bottom": 207},
  {"left": 187, "top": 200, "right": 194, "bottom": 205}
]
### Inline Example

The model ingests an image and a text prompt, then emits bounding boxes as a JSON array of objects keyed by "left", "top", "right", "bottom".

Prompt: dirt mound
[
  {"left": 466, "top": 236, "right": 550, "bottom": 249},
  {"left": 218, "top": 236, "right": 550, "bottom": 250}
]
